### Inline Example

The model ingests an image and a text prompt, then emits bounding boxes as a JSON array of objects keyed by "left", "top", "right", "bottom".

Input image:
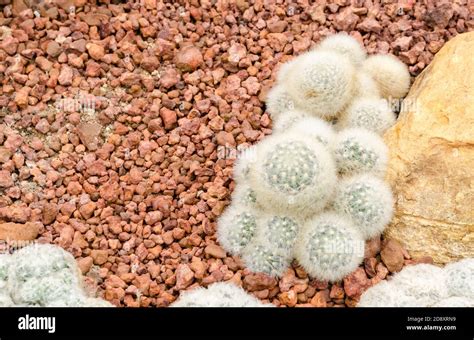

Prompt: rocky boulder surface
[{"left": 384, "top": 32, "right": 474, "bottom": 264}]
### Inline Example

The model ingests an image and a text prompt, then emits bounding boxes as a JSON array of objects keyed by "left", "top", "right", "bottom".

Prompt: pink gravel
[{"left": 0, "top": 0, "right": 472, "bottom": 307}]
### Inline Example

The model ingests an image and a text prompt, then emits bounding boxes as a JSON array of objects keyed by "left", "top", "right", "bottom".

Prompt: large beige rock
[{"left": 384, "top": 32, "right": 474, "bottom": 265}]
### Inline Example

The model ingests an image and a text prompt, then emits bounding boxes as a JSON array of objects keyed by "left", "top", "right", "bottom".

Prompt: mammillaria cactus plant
[
  {"left": 271, "top": 109, "right": 309, "bottom": 133},
  {"left": 354, "top": 71, "right": 381, "bottom": 98},
  {"left": 217, "top": 32, "right": 407, "bottom": 282},
  {"left": 444, "top": 258, "right": 474, "bottom": 298},
  {"left": 265, "top": 84, "right": 296, "bottom": 121},
  {"left": 362, "top": 54, "right": 411, "bottom": 99},
  {"left": 248, "top": 131, "right": 336, "bottom": 218},
  {"left": 332, "top": 128, "right": 388, "bottom": 176},
  {"left": 0, "top": 254, "right": 10, "bottom": 281},
  {"left": 232, "top": 145, "right": 257, "bottom": 184},
  {"left": 171, "top": 282, "right": 273, "bottom": 307},
  {"left": 241, "top": 240, "right": 292, "bottom": 277},
  {"left": 338, "top": 98, "right": 395, "bottom": 135},
  {"left": 433, "top": 297, "right": 474, "bottom": 307},
  {"left": 217, "top": 204, "right": 258, "bottom": 256},
  {"left": 389, "top": 264, "right": 448, "bottom": 306},
  {"left": 285, "top": 50, "right": 355, "bottom": 118},
  {"left": 256, "top": 214, "right": 301, "bottom": 252},
  {"left": 358, "top": 260, "right": 474, "bottom": 307},
  {"left": 231, "top": 183, "right": 258, "bottom": 208},
  {"left": 294, "top": 212, "right": 364, "bottom": 282},
  {"left": 0, "top": 243, "right": 113, "bottom": 307},
  {"left": 288, "top": 117, "right": 336, "bottom": 146},
  {"left": 334, "top": 174, "right": 393, "bottom": 239},
  {"left": 239, "top": 214, "right": 302, "bottom": 276},
  {"left": 315, "top": 32, "right": 367, "bottom": 67}
]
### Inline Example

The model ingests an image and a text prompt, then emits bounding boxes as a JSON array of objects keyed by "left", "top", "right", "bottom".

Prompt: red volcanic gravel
[{"left": 0, "top": 0, "right": 472, "bottom": 307}]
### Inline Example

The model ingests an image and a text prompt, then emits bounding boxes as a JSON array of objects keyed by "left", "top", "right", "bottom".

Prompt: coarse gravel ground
[{"left": 0, "top": 0, "right": 472, "bottom": 307}]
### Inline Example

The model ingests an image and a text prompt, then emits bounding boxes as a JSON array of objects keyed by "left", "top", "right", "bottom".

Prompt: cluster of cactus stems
[
  {"left": 0, "top": 244, "right": 113, "bottom": 307},
  {"left": 358, "top": 259, "right": 474, "bottom": 307},
  {"left": 217, "top": 33, "right": 410, "bottom": 282}
]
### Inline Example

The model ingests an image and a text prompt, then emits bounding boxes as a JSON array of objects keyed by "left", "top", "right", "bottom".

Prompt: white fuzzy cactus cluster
[
  {"left": 0, "top": 243, "right": 113, "bottom": 307},
  {"left": 171, "top": 282, "right": 273, "bottom": 307},
  {"left": 358, "top": 259, "right": 474, "bottom": 307},
  {"left": 217, "top": 33, "right": 411, "bottom": 282}
]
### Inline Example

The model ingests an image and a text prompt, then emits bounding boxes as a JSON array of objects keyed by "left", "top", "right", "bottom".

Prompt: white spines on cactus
[
  {"left": 338, "top": 97, "right": 395, "bottom": 135},
  {"left": 0, "top": 288, "right": 14, "bottom": 306},
  {"left": 358, "top": 264, "right": 448, "bottom": 307},
  {"left": 255, "top": 214, "right": 301, "bottom": 254},
  {"left": 433, "top": 297, "right": 474, "bottom": 307},
  {"left": 2, "top": 244, "right": 113, "bottom": 307},
  {"left": 233, "top": 145, "right": 257, "bottom": 184},
  {"left": 265, "top": 84, "right": 296, "bottom": 121},
  {"left": 0, "top": 254, "right": 10, "bottom": 281},
  {"left": 284, "top": 50, "right": 356, "bottom": 119},
  {"left": 332, "top": 128, "right": 388, "bottom": 177},
  {"left": 217, "top": 204, "right": 258, "bottom": 256},
  {"left": 362, "top": 54, "right": 411, "bottom": 99},
  {"left": 8, "top": 243, "right": 80, "bottom": 283},
  {"left": 271, "top": 109, "right": 310, "bottom": 133},
  {"left": 287, "top": 116, "right": 336, "bottom": 146},
  {"left": 333, "top": 174, "right": 393, "bottom": 240},
  {"left": 0, "top": 294, "right": 14, "bottom": 307},
  {"left": 248, "top": 131, "right": 337, "bottom": 218},
  {"left": 241, "top": 239, "right": 292, "bottom": 277},
  {"left": 359, "top": 260, "right": 474, "bottom": 307},
  {"left": 47, "top": 295, "right": 114, "bottom": 307},
  {"left": 294, "top": 212, "right": 364, "bottom": 282},
  {"left": 444, "top": 258, "right": 474, "bottom": 298},
  {"left": 354, "top": 71, "right": 381, "bottom": 98},
  {"left": 276, "top": 58, "right": 297, "bottom": 83},
  {"left": 231, "top": 183, "right": 258, "bottom": 208},
  {"left": 390, "top": 264, "right": 448, "bottom": 306},
  {"left": 357, "top": 280, "right": 421, "bottom": 307},
  {"left": 171, "top": 282, "right": 273, "bottom": 307},
  {"left": 316, "top": 32, "right": 367, "bottom": 67},
  {"left": 9, "top": 270, "right": 83, "bottom": 306}
]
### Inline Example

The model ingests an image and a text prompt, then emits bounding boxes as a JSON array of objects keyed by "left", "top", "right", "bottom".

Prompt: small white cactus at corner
[
  {"left": 362, "top": 54, "right": 411, "bottom": 99},
  {"left": 248, "top": 131, "right": 337, "bottom": 218},
  {"left": 433, "top": 297, "right": 474, "bottom": 307},
  {"left": 359, "top": 260, "right": 474, "bottom": 307},
  {"left": 357, "top": 280, "right": 423, "bottom": 307},
  {"left": 333, "top": 174, "right": 393, "bottom": 240},
  {"left": 389, "top": 264, "right": 448, "bottom": 306},
  {"left": 285, "top": 50, "right": 356, "bottom": 119},
  {"left": 171, "top": 282, "right": 273, "bottom": 307},
  {"left": 332, "top": 128, "right": 388, "bottom": 177},
  {"left": 0, "top": 254, "right": 10, "bottom": 281},
  {"left": 338, "top": 97, "right": 396, "bottom": 135},
  {"left": 444, "top": 258, "right": 474, "bottom": 298},
  {"left": 0, "top": 244, "right": 114, "bottom": 307},
  {"left": 294, "top": 212, "right": 364, "bottom": 282}
]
